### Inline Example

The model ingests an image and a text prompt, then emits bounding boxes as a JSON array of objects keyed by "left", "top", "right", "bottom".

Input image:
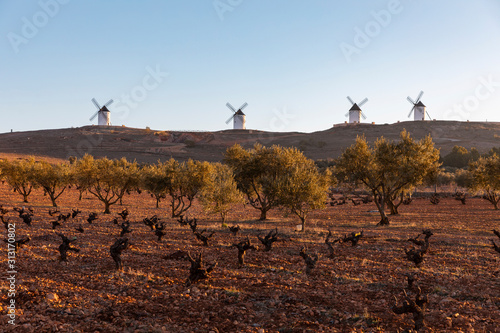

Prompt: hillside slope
[{"left": 0, "top": 121, "right": 498, "bottom": 163}]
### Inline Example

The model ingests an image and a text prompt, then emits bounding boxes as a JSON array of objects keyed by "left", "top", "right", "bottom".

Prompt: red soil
[{"left": 0, "top": 185, "right": 499, "bottom": 332}]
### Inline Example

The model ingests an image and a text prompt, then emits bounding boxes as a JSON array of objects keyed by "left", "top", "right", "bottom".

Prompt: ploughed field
[{"left": 0, "top": 185, "right": 499, "bottom": 332}]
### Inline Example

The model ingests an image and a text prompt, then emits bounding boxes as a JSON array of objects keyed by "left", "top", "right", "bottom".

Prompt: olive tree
[
  {"left": 162, "top": 159, "right": 212, "bottom": 218},
  {"left": 32, "top": 161, "right": 72, "bottom": 207},
  {"left": 276, "top": 148, "right": 329, "bottom": 232},
  {"left": 468, "top": 154, "right": 500, "bottom": 209},
  {"left": 73, "top": 155, "right": 139, "bottom": 214},
  {"left": 335, "top": 130, "right": 440, "bottom": 225},
  {"left": 140, "top": 162, "right": 168, "bottom": 208},
  {"left": 454, "top": 168, "right": 471, "bottom": 188},
  {"left": 442, "top": 146, "right": 470, "bottom": 168},
  {"left": 224, "top": 144, "right": 284, "bottom": 220},
  {"left": 0, "top": 157, "right": 37, "bottom": 203},
  {"left": 199, "top": 163, "right": 244, "bottom": 224},
  {"left": 436, "top": 169, "right": 455, "bottom": 187},
  {"left": 113, "top": 158, "right": 140, "bottom": 205}
]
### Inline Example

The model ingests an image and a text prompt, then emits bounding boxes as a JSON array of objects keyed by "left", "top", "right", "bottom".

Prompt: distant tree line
[
  {"left": 441, "top": 145, "right": 499, "bottom": 169},
  {"left": 0, "top": 130, "right": 498, "bottom": 231}
]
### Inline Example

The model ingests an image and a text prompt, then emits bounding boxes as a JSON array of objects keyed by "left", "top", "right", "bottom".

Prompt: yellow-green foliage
[
  {"left": 224, "top": 143, "right": 287, "bottom": 220},
  {"left": 140, "top": 162, "right": 168, "bottom": 208},
  {"left": 73, "top": 155, "right": 140, "bottom": 213},
  {"left": 224, "top": 143, "right": 328, "bottom": 229},
  {"left": 0, "top": 157, "right": 37, "bottom": 203},
  {"left": 468, "top": 154, "right": 500, "bottom": 209},
  {"left": 161, "top": 158, "right": 213, "bottom": 218},
  {"left": 32, "top": 160, "right": 72, "bottom": 207},
  {"left": 275, "top": 147, "right": 329, "bottom": 231},
  {"left": 335, "top": 130, "right": 441, "bottom": 224},
  {"left": 199, "top": 163, "right": 243, "bottom": 223}
]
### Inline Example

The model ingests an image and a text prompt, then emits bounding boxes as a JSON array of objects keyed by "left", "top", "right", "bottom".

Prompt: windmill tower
[
  {"left": 345, "top": 96, "right": 368, "bottom": 124},
  {"left": 90, "top": 98, "right": 113, "bottom": 126},
  {"left": 225, "top": 102, "right": 247, "bottom": 129},
  {"left": 407, "top": 91, "right": 431, "bottom": 121}
]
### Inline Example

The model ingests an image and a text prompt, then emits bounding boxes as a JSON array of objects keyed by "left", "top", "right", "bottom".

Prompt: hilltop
[{"left": 0, "top": 121, "right": 498, "bottom": 163}]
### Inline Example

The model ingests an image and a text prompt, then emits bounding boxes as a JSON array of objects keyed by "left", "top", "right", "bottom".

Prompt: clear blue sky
[{"left": 1, "top": 0, "right": 499, "bottom": 134}]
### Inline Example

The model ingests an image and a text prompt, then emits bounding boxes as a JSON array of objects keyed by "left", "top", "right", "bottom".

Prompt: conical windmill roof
[
  {"left": 415, "top": 101, "right": 426, "bottom": 107},
  {"left": 235, "top": 109, "right": 245, "bottom": 115},
  {"left": 100, "top": 106, "right": 110, "bottom": 112},
  {"left": 349, "top": 103, "right": 361, "bottom": 111}
]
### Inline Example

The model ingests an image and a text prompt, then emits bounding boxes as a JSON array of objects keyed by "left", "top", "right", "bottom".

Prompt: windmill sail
[{"left": 89, "top": 111, "right": 99, "bottom": 121}]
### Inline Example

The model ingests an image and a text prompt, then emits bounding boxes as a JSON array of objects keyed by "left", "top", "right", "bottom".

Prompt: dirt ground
[{"left": 0, "top": 185, "right": 499, "bottom": 332}]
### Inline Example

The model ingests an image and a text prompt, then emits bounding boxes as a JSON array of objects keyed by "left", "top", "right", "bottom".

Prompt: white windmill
[
  {"left": 407, "top": 91, "right": 431, "bottom": 121},
  {"left": 90, "top": 98, "right": 113, "bottom": 126},
  {"left": 225, "top": 102, "right": 247, "bottom": 130},
  {"left": 345, "top": 96, "right": 368, "bottom": 124}
]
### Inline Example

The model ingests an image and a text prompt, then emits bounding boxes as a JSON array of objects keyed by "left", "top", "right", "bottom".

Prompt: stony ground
[{"left": 0, "top": 186, "right": 499, "bottom": 332}]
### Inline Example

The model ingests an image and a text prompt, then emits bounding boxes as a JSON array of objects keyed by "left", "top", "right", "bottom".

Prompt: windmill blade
[
  {"left": 346, "top": 96, "right": 355, "bottom": 105},
  {"left": 426, "top": 111, "right": 432, "bottom": 120},
  {"left": 89, "top": 111, "right": 99, "bottom": 121},
  {"left": 408, "top": 108, "right": 414, "bottom": 118},
  {"left": 226, "top": 103, "right": 236, "bottom": 113},
  {"left": 407, "top": 96, "right": 415, "bottom": 105},
  {"left": 91, "top": 98, "right": 101, "bottom": 110},
  {"left": 415, "top": 91, "right": 424, "bottom": 103},
  {"left": 104, "top": 99, "right": 114, "bottom": 108},
  {"left": 225, "top": 114, "right": 235, "bottom": 124},
  {"left": 361, "top": 112, "right": 367, "bottom": 120},
  {"left": 358, "top": 98, "right": 368, "bottom": 107},
  {"left": 345, "top": 111, "right": 350, "bottom": 117},
  {"left": 239, "top": 102, "right": 248, "bottom": 111}
]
